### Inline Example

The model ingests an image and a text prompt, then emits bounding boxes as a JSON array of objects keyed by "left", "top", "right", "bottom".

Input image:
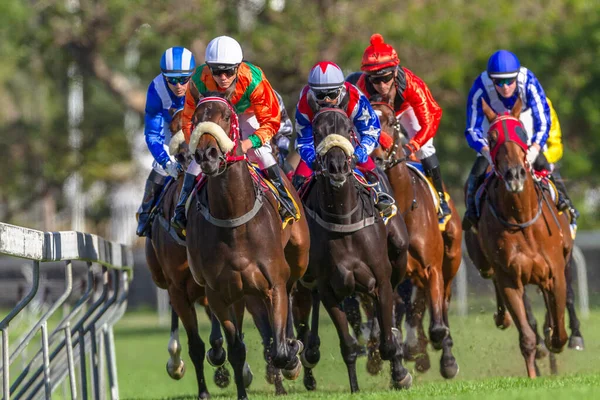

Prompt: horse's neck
[
  {"left": 206, "top": 162, "right": 256, "bottom": 219},
  {"left": 494, "top": 174, "right": 539, "bottom": 222},
  {"left": 386, "top": 162, "right": 413, "bottom": 205},
  {"left": 316, "top": 177, "right": 359, "bottom": 220}
]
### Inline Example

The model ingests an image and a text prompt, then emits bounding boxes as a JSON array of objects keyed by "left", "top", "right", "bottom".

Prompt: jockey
[
  {"left": 463, "top": 50, "right": 577, "bottom": 231},
  {"left": 294, "top": 61, "right": 395, "bottom": 217},
  {"left": 354, "top": 34, "right": 451, "bottom": 218},
  {"left": 171, "top": 35, "right": 295, "bottom": 235},
  {"left": 136, "top": 46, "right": 195, "bottom": 237},
  {"left": 273, "top": 90, "right": 294, "bottom": 174}
]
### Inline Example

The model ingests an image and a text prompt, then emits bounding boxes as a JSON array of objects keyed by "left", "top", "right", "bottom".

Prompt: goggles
[
  {"left": 165, "top": 75, "right": 191, "bottom": 85},
  {"left": 209, "top": 65, "right": 238, "bottom": 78},
  {"left": 368, "top": 73, "right": 394, "bottom": 84},
  {"left": 313, "top": 88, "right": 342, "bottom": 101},
  {"left": 493, "top": 77, "right": 517, "bottom": 87}
]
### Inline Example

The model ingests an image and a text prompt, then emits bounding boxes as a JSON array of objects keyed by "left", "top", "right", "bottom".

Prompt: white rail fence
[{"left": 0, "top": 222, "right": 134, "bottom": 400}]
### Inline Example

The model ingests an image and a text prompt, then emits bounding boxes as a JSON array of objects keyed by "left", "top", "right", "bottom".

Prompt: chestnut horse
[
  {"left": 294, "top": 108, "right": 412, "bottom": 393},
  {"left": 368, "top": 98, "right": 463, "bottom": 379},
  {"left": 185, "top": 94, "right": 310, "bottom": 400},
  {"left": 464, "top": 98, "right": 573, "bottom": 378},
  {"left": 145, "top": 109, "right": 233, "bottom": 399}
]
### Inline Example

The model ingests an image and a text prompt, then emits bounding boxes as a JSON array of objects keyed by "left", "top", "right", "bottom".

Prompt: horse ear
[
  {"left": 481, "top": 98, "right": 497, "bottom": 122},
  {"left": 488, "top": 129, "right": 499, "bottom": 149},
  {"left": 511, "top": 97, "right": 523, "bottom": 119}
]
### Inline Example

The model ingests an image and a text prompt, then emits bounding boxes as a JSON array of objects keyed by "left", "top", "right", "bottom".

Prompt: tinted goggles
[
  {"left": 314, "top": 88, "right": 341, "bottom": 101},
  {"left": 368, "top": 73, "right": 394, "bottom": 84},
  {"left": 165, "top": 75, "right": 191, "bottom": 85},
  {"left": 209, "top": 66, "right": 238, "bottom": 78},
  {"left": 493, "top": 77, "right": 516, "bottom": 87}
]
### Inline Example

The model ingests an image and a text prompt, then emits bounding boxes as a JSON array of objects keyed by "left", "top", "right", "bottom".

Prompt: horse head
[
  {"left": 313, "top": 108, "right": 355, "bottom": 188},
  {"left": 482, "top": 98, "right": 529, "bottom": 193},
  {"left": 168, "top": 107, "right": 193, "bottom": 170},
  {"left": 189, "top": 92, "right": 241, "bottom": 176},
  {"left": 368, "top": 94, "right": 405, "bottom": 166}
]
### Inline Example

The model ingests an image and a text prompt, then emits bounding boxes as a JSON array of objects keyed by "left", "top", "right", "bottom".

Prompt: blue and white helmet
[
  {"left": 161, "top": 47, "right": 196, "bottom": 77},
  {"left": 487, "top": 50, "right": 520, "bottom": 79}
]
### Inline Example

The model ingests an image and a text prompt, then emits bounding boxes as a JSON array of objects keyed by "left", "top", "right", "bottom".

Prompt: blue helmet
[
  {"left": 160, "top": 47, "right": 196, "bottom": 77},
  {"left": 487, "top": 50, "right": 520, "bottom": 79}
]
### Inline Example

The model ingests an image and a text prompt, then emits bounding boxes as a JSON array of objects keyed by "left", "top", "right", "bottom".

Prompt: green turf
[{"left": 114, "top": 305, "right": 600, "bottom": 400}]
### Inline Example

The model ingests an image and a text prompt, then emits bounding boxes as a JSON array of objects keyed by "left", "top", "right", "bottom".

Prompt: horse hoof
[
  {"left": 243, "top": 362, "right": 253, "bottom": 388},
  {"left": 282, "top": 357, "right": 302, "bottom": 381},
  {"left": 166, "top": 359, "right": 185, "bottom": 380},
  {"left": 494, "top": 312, "right": 512, "bottom": 330},
  {"left": 536, "top": 342, "right": 550, "bottom": 359},
  {"left": 303, "top": 369, "right": 317, "bottom": 391},
  {"left": 366, "top": 346, "right": 383, "bottom": 376},
  {"left": 440, "top": 357, "right": 459, "bottom": 379},
  {"left": 415, "top": 353, "right": 431, "bottom": 373},
  {"left": 429, "top": 326, "right": 448, "bottom": 349},
  {"left": 391, "top": 372, "right": 412, "bottom": 390},
  {"left": 300, "top": 347, "right": 320, "bottom": 369},
  {"left": 568, "top": 335, "right": 584, "bottom": 351},
  {"left": 206, "top": 348, "right": 227, "bottom": 367},
  {"left": 214, "top": 365, "right": 230, "bottom": 388}
]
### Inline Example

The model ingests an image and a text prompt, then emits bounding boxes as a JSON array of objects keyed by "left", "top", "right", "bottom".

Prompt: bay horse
[
  {"left": 185, "top": 94, "right": 310, "bottom": 400},
  {"left": 367, "top": 97, "right": 462, "bottom": 378},
  {"left": 145, "top": 108, "right": 233, "bottom": 399},
  {"left": 464, "top": 98, "right": 573, "bottom": 378},
  {"left": 295, "top": 107, "right": 412, "bottom": 393}
]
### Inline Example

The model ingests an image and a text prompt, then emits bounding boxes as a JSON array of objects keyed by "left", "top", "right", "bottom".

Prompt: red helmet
[
  {"left": 308, "top": 61, "right": 345, "bottom": 90},
  {"left": 361, "top": 33, "right": 400, "bottom": 74}
]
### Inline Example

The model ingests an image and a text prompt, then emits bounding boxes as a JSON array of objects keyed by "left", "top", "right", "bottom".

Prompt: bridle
[{"left": 370, "top": 101, "right": 406, "bottom": 169}]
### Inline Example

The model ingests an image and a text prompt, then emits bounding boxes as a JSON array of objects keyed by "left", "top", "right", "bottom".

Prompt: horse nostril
[
  {"left": 207, "top": 147, "right": 219, "bottom": 160},
  {"left": 505, "top": 169, "right": 514, "bottom": 180},
  {"left": 519, "top": 166, "right": 526, "bottom": 178}
]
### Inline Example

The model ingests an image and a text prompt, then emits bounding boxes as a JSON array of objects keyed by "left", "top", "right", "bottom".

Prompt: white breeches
[
  {"left": 397, "top": 106, "right": 436, "bottom": 159},
  {"left": 152, "top": 144, "right": 176, "bottom": 176}
]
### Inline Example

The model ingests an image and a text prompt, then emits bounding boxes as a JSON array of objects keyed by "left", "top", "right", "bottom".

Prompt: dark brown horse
[
  {"left": 145, "top": 109, "right": 233, "bottom": 399},
  {"left": 185, "top": 94, "right": 310, "bottom": 400},
  {"left": 464, "top": 98, "right": 573, "bottom": 378},
  {"left": 295, "top": 108, "right": 412, "bottom": 393},
  {"left": 368, "top": 98, "right": 462, "bottom": 378}
]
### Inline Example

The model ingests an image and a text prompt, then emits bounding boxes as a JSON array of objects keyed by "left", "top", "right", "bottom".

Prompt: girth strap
[{"left": 304, "top": 206, "right": 375, "bottom": 233}]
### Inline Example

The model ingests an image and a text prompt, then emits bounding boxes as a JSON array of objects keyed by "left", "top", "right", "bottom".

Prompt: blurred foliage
[{"left": 1, "top": 0, "right": 599, "bottom": 227}]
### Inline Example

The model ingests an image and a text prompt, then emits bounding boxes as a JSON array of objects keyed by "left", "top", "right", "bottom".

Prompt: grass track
[{"left": 114, "top": 305, "right": 600, "bottom": 400}]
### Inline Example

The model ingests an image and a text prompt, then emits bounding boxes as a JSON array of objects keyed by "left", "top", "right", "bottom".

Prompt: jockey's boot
[
  {"left": 170, "top": 172, "right": 197, "bottom": 239},
  {"left": 372, "top": 181, "right": 397, "bottom": 220},
  {"left": 422, "top": 155, "right": 451, "bottom": 218},
  {"left": 462, "top": 171, "right": 479, "bottom": 232},
  {"left": 136, "top": 171, "right": 167, "bottom": 237},
  {"left": 549, "top": 174, "right": 580, "bottom": 222},
  {"left": 263, "top": 165, "right": 297, "bottom": 221}
]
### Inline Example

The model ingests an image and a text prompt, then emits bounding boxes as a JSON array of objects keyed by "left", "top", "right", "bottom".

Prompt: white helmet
[
  {"left": 205, "top": 36, "right": 243, "bottom": 66},
  {"left": 308, "top": 61, "right": 345, "bottom": 90}
]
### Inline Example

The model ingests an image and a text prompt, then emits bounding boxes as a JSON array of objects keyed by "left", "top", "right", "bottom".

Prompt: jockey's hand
[
  {"left": 241, "top": 138, "right": 254, "bottom": 154},
  {"left": 275, "top": 136, "right": 291, "bottom": 157},
  {"left": 481, "top": 146, "right": 494, "bottom": 166},
  {"left": 402, "top": 145, "right": 413, "bottom": 158},
  {"left": 164, "top": 161, "right": 182, "bottom": 178},
  {"left": 526, "top": 143, "right": 541, "bottom": 166},
  {"left": 354, "top": 145, "right": 368, "bottom": 164}
]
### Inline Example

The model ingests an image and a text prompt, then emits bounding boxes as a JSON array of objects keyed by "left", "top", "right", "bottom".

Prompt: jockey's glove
[
  {"left": 354, "top": 145, "right": 368, "bottom": 164},
  {"left": 164, "top": 161, "right": 182, "bottom": 178},
  {"left": 276, "top": 136, "right": 291, "bottom": 156},
  {"left": 526, "top": 145, "right": 540, "bottom": 167}
]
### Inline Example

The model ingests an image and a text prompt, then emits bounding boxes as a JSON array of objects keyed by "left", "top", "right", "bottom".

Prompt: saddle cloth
[{"left": 405, "top": 162, "right": 451, "bottom": 231}]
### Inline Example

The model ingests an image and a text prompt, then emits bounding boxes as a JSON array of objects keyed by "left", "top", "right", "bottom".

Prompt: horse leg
[
  {"left": 292, "top": 283, "right": 317, "bottom": 391},
  {"left": 169, "top": 288, "right": 210, "bottom": 399},
  {"left": 321, "top": 287, "right": 361, "bottom": 393},
  {"left": 412, "top": 287, "right": 431, "bottom": 372},
  {"left": 440, "top": 274, "right": 459, "bottom": 379},
  {"left": 565, "top": 255, "right": 584, "bottom": 350},
  {"left": 270, "top": 283, "right": 301, "bottom": 373},
  {"left": 522, "top": 290, "right": 549, "bottom": 360},
  {"left": 245, "top": 295, "right": 286, "bottom": 395},
  {"left": 343, "top": 295, "right": 365, "bottom": 346},
  {"left": 542, "top": 270, "right": 569, "bottom": 353},
  {"left": 497, "top": 274, "right": 538, "bottom": 378},
  {"left": 206, "top": 290, "right": 248, "bottom": 400},
  {"left": 166, "top": 305, "right": 185, "bottom": 380},
  {"left": 426, "top": 266, "right": 448, "bottom": 350},
  {"left": 493, "top": 278, "right": 512, "bottom": 329}
]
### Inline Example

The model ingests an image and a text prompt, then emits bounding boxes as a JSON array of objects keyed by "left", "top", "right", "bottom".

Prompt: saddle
[{"left": 405, "top": 162, "right": 451, "bottom": 231}]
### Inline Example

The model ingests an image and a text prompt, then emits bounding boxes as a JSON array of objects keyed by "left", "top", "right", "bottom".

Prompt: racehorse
[
  {"left": 294, "top": 106, "right": 412, "bottom": 393},
  {"left": 366, "top": 97, "right": 462, "bottom": 378},
  {"left": 464, "top": 98, "right": 573, "bottom": 378},
  {"left": 185, "top": 93, "right": 310, "bottom": 400},
  {"left": 145, "top": 108, "right": 233, "bottom": 399}
]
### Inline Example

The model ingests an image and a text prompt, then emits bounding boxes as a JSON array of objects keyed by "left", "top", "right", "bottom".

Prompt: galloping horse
[
  {"left": 295, "top": 107, "right": 412, "bottom": 393},
  {"left": 464, "top": 98, "right": 573, "bottom": 378},
  {"left": 145, "top": 109, "right": 232, "bottom": 399},
  {"left": 369, "top": 97, "right": 463, "bottom": 378},
  {"left": 185, "top": 94, "right": 310, "bottom": 400}
]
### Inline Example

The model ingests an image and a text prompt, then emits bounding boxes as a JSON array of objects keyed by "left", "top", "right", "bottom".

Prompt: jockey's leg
[
  {"left": 171, "top": 160, "right": 201, "bottom": 239},
  {"left": 292, "top": 159, "right": 313, "bottom": 190},
  {"left": 533, "top": 154, "right": 573, "bottom": 214},
  {"left": 136, "top": 169, "right": 167, "bottom": 237},
  {"left": 462, "top": 156, "right": 489, "bottom": 231},
  {"left": 357, "top": 157, "right": 396, "bottom": 219},
  {"left": 419, "top": 147, "right": 451, "bottom": 217},
  {"left": 549, "top": 168, "right": 579, "bottom": 222}
]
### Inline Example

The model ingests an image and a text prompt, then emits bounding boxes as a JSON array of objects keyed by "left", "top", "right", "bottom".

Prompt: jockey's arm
[
  {"left": 294, "top": 105, "right": 317, "bottom": 167},
  {"left": 144, "top": 89, "right": 170, "bottom": 167},
  {"left": 403, "top": 73, "right": 442, "bottom": 153},
  {"left": 352, "top": 95, "right": 381, "bottom": 162},
  {"left": 464, "top": 79, "right": 489, "bottom": 154},
  {"left": 181, "top": 81, "right": 200, "bottom": 143},
  {"left": 246, "top": 78, "right": 281, "bottom": 148},
  {"left": 526, "top": 73, "right": 551, "bottom": 149}
]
